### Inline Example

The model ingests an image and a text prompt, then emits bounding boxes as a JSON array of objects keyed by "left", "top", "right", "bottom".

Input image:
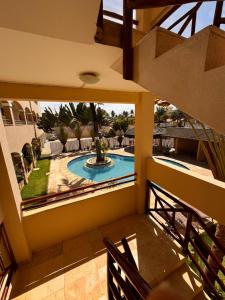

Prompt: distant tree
[
  {"left": 22, "top": 143, "right": 34, "bottom": 170},
  {"left": 74, "top": 123, "right": 82, "bottom": 151},
  {"left": 56, "top": 125, "right": 68, "bottom": 153},
  {"left": 112, "top": 116, "right": 129, "bottom": 133},
  {"left": 37, "top": 107, "right": 58, "bottom": 132},
  {"left": 96, "top": 106, "right": 110, "bottom": 127},
  {"left": 117, "top": 134, "right": 123, "bottom": 147},
  {"left": 170, "top": 109, "right": 186, "bottom": 127},
  {"left": 31, "top": 138, "right": 42, "bottom": 160},
  {"left": 111, "top": 110, "right": 116, "bottom": 118},
  {"left": 105, "top": 128, "right": 116, "bottom": 138},
  {"left": 154, "top": 106, "right": 167, "bottom": 125}
]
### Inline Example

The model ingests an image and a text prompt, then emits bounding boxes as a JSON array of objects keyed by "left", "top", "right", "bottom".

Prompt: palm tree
[
  {"left": 154, "top": 106, "right": 167, "bottom": 126},
  {"left": 89, "top": 103, "right": 104, "bottom": 162},
  {"left": 57, "top": 125, "right": 68, "bottom": 153},
  {"left": 74, "top": 123, "right": 82, "bottom": 151}
]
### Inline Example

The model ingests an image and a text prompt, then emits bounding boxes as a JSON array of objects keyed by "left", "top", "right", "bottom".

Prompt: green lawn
[{"left": 21, "top": 158, "right": 51, "bottom": 200}]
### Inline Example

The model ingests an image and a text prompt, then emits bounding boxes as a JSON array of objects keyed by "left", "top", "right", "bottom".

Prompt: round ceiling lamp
[{"left": 79, "top": 72, "right": 100, "bottom": 85}]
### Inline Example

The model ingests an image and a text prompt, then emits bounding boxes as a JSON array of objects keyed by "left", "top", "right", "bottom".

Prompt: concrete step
[
  {"left": 112, "top": 25, "right": 225, "bottom": 134},
  {"left": 193, "top": 290, "right": 211, "bottom": 300},
  {"left": 162, "top": 264, "right": 203, "bottom": 299},
  {"left": 123, "top": 215, "right": 186, "bottom": 287}
]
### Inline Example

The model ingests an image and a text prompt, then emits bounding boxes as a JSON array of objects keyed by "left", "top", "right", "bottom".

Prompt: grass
[
  {"left": 21, "top": 158, "right": 51, "bottom": 200},
  {"left": 188, "top": 231, "right": 225, "bottom": 299}
]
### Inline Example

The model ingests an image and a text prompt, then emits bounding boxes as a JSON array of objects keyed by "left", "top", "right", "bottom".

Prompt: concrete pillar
[
  {"left": 0, "top": 118, "right": 31, "bottom": 262},
  {"left": 135, "top": 92, "right": 155, "bottom": 214}
]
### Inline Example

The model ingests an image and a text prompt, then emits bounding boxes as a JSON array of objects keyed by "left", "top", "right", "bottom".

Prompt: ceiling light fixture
[{"left": 79, "top": 72, "right": 100, "bottom": 85}]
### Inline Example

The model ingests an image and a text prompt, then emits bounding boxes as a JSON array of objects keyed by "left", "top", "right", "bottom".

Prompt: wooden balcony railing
[
  {"left": 104, "top": 237, "right": 151, "bottom": 299},
  {"left": 146, "top": 180, "right": 225, "bottom": 299},
  {"left": 21, "top": 173, "right": 136, "bottom": 211}
]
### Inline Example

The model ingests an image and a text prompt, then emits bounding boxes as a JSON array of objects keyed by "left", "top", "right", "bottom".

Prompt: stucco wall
[
  {"left": 147, "top": 158, "right": 225, "bottom": 225},
  {"left": 4, "top": 125, "right": 43, "bottom": 153},
  {"left": 22, "top": 184, "right": 136, "bottom": 252}
]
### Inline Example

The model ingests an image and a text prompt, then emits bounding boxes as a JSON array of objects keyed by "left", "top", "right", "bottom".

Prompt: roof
[{"left": 125, "top": 126, "right": 219, "bottom": 141}]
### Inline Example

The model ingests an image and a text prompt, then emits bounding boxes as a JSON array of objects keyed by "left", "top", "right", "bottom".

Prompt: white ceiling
[
  {"left": 0, "top": 0, "right": 145, "bottom": 92},
  {"left": 0, "top": 27, "right": 145, "bottom": 92},
  {"left": 0, "top": 0, "right": 100, "bottom": 44}
]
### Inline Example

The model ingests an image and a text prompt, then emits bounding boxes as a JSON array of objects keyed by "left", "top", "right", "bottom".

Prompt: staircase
[
  {"left": 112, "top": 25, "right": 225, "bottom": 135},
  {"left": 104, "top": 215, "right": 210, "bottom": 299}
]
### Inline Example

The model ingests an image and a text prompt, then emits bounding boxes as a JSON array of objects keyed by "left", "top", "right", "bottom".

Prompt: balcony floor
[{"left": 11, "top": 214, "right": 197, "bottom": 300}]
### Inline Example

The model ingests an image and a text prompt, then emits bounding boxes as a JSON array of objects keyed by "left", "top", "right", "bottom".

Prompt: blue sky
[{"left": 40, "top": 2, "right": 223, "bottom": 114}]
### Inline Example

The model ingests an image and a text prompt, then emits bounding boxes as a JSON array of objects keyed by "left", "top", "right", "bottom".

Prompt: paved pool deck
[{"left": 47, "top": 149, "right": 213, "bottom": 194}]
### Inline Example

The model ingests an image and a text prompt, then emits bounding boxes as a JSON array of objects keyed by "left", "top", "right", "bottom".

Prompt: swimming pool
[
  {"left": 68, "top": 154, "right": 134, "bottom": 182},
  {"left": 67, "top": 154, "right": 189, "bottom": 183}
]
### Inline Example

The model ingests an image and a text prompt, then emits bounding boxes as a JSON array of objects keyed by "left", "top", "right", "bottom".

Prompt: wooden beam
[
  {"left": 123, "top": 0, "right": 134, "bottom": 80},
  {"left": 0, "top": 82, "right": 140, "bottom": 104},
  {"left": 127, "top": 0, "right": 221, "bottom": 9},
  {"left": 213, "top": 1, "right": 224, "bottom": 27}
]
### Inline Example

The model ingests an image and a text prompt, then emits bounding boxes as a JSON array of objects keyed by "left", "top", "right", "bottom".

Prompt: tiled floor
[{"left": 11, "top": 214, "right": 190, "bottom": 300}]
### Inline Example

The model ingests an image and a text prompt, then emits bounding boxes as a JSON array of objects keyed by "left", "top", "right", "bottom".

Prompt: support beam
[
  {"left": 123, "top": 0, "right": 134, "bottom": 80},
  {"left": 128, "top": 0, "right": 220, "bottom": 9},
  {"left": 135, "top": 92, "right": 155, "bottom": 213},
  {"left": 0, "top": 82, "right": 140, "bottom": 104}
]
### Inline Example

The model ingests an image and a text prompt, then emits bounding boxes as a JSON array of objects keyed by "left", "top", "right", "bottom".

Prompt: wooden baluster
[
  {"left": 183, "top": 212, "right": 193, "bottom": 255},
  {"left": 213, "top": 0, "right": 224, "bottom": 27},
  {"left": 107, "top": 253, "right": 114, "bottom": 300}
]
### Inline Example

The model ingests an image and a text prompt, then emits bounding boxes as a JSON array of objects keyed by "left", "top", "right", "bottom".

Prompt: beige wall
[
  {"left": 4, "top": 125, "right": 43, "bottom": 153},
  {"left": 0, "top": 120, "right": 31, "bottom": 262},
  {"left": 1, "top": 100, "right": 43, "bottom": 153},
  {"left": 22, "top": 184, "right": 136, "bottom": 252},
  {"left": 147, "top": 158, "right": 225, "bottom": 225}
]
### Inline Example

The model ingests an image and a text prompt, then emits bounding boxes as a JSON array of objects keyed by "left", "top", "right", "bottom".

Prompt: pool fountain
[{"left": 85, "top": 156, "right": 112, "bottom": 168}]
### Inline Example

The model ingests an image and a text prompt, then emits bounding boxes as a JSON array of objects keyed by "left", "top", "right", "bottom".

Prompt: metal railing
[
  {"left": 104, "top": 237, "right": 151, "bottom": 299},
  {"left": 21, "top": 173, "right": 136, "bottom": 211},
  {"left": 146, "top": 180, "right": 225, "bottom": 299}
]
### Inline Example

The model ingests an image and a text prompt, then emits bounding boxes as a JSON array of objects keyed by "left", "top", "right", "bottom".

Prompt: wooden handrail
[
  {"left": 147, "top": 180, "right": 225, "bottom": 299},
  {"left": 104, "top": 237, "right": 151, "bottom": 299},
  {"left": 21, "top": 173, "right": 136, "bottom": 210},
  {"left": 127, "top": 0, "right": 221, "bottom": 9},
  {"left": 103, "top": 10, "right": 138, "bottom": 25}
]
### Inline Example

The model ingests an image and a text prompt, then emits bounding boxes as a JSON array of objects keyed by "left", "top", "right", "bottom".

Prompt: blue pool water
[
  {"left": 67, "top": 154, "right": 189, "bottom": 183},
  {"left": 67, "top": 154, "right": 134, "bottom": 182}
]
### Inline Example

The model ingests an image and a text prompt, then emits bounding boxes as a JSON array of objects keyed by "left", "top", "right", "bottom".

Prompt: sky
[{"left": 40, "top": 2, "right": 224, "bottom": 114}]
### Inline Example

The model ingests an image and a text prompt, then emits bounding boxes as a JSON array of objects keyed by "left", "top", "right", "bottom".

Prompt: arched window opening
[
  {"left": 0, "top": 101, "right": 13, "bottom": 125},
  {"left": 12, "top": 101, "right": 26, "bottom": 125}
]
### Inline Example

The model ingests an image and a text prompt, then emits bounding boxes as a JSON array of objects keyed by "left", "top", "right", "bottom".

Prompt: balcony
[{"left": 10, "top": 214, "right": 207, "bottom": 300}]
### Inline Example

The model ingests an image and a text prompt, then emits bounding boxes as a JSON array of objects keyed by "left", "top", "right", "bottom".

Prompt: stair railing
[
  {"left": 146, "top": 180, "right": 225, "bottom": 299},
  {"left": 103, "top": 237, "right": 151, "bottom": 299},
  {"left": 122, "top": 0, "right": 225, "bottom": 79}
]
